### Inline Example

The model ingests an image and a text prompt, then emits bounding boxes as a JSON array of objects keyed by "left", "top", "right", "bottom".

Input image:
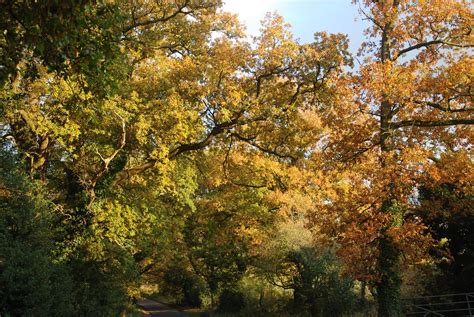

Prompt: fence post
[{"left": 467, "top": 294, "right": 472, "bottom": 317}]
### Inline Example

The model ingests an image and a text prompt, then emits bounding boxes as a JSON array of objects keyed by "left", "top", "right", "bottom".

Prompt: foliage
[
  {"left": 0, "top": 0, "right": 124, "bottom": 89},
  {"left": 309, "top": 0, "right": 473, "bottom": 315},
  {"left": 217, "top": 289, "right": 246, "bottom": 313},
  {"left": 162, "top": 259, "right": 204, "bottom": 308},
  {"left": 0, "top": 149, "right": 75, "bottom": 316},
  {"left": 288, "top": 248, "right": 357, "bottom": 317},
  {"left": 417, "top": 180, "right": 474, "bottom": 294},
  {"left": 237, "top": 274, "right": 293, "bottom": 316},
  {"left": 0, "top": 1, "right": 472, "bottom": 316},
  {"left": 255, "top": 220, "right": 357, "bottom": 316}
]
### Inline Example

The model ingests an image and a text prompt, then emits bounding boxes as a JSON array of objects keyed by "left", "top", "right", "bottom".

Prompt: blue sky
[{"left": 222, "top": 0, "right": 368, "bottom": 53}]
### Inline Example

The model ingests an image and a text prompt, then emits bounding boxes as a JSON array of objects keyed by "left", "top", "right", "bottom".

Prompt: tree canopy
[{"left": 0, "top": 1, "right": 472, "bottom": 316}]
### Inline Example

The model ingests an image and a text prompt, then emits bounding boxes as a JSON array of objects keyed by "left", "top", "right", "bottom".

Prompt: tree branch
[
  {"left": 255, "top": 66, "right": 290, "bottom": 97},
  {"left": 95, "top": 113, "right": 127, "bottom": 176},
  {"left": 88, "top": 113, "right": 127, "bottom": 208},
  {"left": 395, "top": 39, "right": 474, "bottom": 59},
  {"left": 113, "top": 114, "right": 243, "bottom": 185},
  {"left": 414, "top": 100, "right": 473, "bottom": 113},
  {"left": 394, "top": 118, "right": 474, "bottom": 128},
  {"left": 122, "top": 0, "right": 193, "bottom": 34},
  {"left": 231, "top": 132, "right": 297, "bottom": 161}
]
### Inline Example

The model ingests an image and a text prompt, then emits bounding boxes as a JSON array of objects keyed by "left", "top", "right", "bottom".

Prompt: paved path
[{"left": 137, "top": 299, "right": 188, "bottom": 317}]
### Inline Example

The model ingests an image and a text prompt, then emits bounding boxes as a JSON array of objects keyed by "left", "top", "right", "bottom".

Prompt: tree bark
[
  {"left": 377, "top": 234, "right": 402, "bottom": 317},
  {"left": 377, "top": 100, "right": 403, "bottom": 317},
  {"left": 376, "top": 2, "right": 403, "bottom": 314}
]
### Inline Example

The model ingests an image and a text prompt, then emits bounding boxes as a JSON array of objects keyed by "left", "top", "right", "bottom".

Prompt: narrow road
[{"left": 137, "top": 299, "right": 188, "bottom": 317}]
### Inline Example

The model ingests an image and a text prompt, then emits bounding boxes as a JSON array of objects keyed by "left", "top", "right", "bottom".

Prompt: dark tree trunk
[
  {"left": 376, "top": 0, "right": 403, "bottom": 309},
  {"left": 377, "top": 234, "right": 402, "bottom": 317}
]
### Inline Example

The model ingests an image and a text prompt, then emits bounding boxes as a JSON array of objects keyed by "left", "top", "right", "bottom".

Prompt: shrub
[
  {"left": 217, "top": 289, "right": 246, "bottom": 313},
  {"left": 162, "top": 262, "right": 203, "bottom": 307},
  {"left": 288, "top": 248, "right": 357, "bottom": 316}
]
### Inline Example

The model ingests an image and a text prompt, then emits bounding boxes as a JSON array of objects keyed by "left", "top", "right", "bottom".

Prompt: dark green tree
[
  {"left": 418, "top": 183, "right": 474, "bottom": 294},
  {"left": 287, "top": 248, "right": 356, "bottom": 317},
  {"left": 0, "top": 149, "right": 75, "bottom": 316},
  {"left": 0, "top": 0, "right": 126, "bottom": 88}
]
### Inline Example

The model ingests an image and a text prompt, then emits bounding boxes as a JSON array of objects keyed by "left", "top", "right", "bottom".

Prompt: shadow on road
[{"left": 137, "top": 299, "right": 188, "bottom": 317}]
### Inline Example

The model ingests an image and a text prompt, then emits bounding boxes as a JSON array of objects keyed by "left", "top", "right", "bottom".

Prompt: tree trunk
[
  {"left": 377, "top": 233, "right": 402, "bottom": 317},
  {"left": 293, "top": 288, "right": 305, "bottom": 310},
  {"left": 377, "top": 65, "right": 403, "bottom": 316},
  {"left": 377, "top": 135, "right": 403, "bottom": 317},
  {"left": 259, "top": 288, "right": 264, "bottom": 309},
  {"left": 210, "top": 292, "right": 215, "bottom": 308},
  {"left": 359, "top": 281, "right": 367, "bottom": 306}
]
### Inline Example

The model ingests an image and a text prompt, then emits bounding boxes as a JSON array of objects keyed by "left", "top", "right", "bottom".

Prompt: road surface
[{"left": 137, "top": 299, "right": 188, "bottom": 317}]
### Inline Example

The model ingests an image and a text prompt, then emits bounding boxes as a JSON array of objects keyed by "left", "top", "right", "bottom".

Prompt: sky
[{"left": 222, "top": 0, "right": 368, "bottom": 53}]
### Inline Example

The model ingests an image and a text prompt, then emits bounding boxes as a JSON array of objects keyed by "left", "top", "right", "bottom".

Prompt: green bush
[
  {"left": 184, "top": 283, "right": 203, "bottom": 308},
  {"left": 288, "top": 248, "right": 357, "bottom": 316},
  {"left": 217, "top": 289, "right": 246, "bottom": 313},
  {"left": 0, "top": 150, "right": 75, "bottom": 316},
  {"left": 162, "top": 262, "right": 204, "bottom": 307}
]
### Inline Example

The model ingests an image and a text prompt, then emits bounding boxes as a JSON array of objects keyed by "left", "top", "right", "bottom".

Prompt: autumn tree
[
  {"left": 313, "top": 1, "right": 473, "bottom": 316},
  {"left": 1, "top": 1, "right": 353, "bottom": 314},
  {"left": 1, "top": 1, "right": 224, "bottom": 314}
]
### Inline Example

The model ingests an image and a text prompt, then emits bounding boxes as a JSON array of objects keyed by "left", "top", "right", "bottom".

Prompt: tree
[
  {"left": 0, "top": 0, "right": 124, "bottom": 88},
  {"left": 257, "top": 221, "right": 356, "bottom": 317},
  {"left": 0, "top": 148, "right": 75, "bottom": 316},
  {"left": 182, "top": 150, "right": 276, "bottom": 306},
  {"left": 314, "top": 1, "right": 473, "bottom": 315},
  {"left": 0, "top": 1, "right": 225, "bottom": 314},
  {"left": 416, "top": 151, "right": 474, "bottom": 294},
  {"left": 1, "top": 3, "right": 351, "bottom": 314}
]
